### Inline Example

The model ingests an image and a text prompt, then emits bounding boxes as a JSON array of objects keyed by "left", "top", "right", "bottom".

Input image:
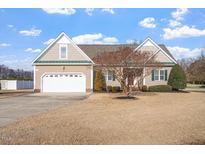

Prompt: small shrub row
[
  {"left": 148, "top": 85, "right": 172, "bottom": 92},
  {"left": 107, "top": 86, "right": 121, "bottom": 93}
]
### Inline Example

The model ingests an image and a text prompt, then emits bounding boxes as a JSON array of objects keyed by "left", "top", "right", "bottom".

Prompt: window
[
  {"left": 160, "top": 70, "right": 165, "bottom": 80},
  {"left": 152, "top": 69, "right": 167, "bottom": 81},
  {"left": 107, "top": 70, "right": 115, "bottom": 81},
  {"left": 154, "top": 70, "right": 159, "bottom": 80},
  {"left": 59, "top": 44, "right": 67, "bottom": 59}
]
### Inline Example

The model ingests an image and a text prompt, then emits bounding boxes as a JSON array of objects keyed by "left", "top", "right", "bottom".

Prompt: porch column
[{"left": 143, "top": 67, "right": 146, "bottom": 85}]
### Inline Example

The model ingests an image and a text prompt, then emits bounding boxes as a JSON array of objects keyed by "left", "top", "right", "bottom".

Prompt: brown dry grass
[{"left": 0, "top": 92, "right": 205, "bottom": 144}]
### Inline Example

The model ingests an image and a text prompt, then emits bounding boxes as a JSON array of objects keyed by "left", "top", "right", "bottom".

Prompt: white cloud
[
  {"left": 163, "top": 25, "right": 205, "bottom": 40},
  {"left": 0, "top": 43, "right": 11, "bottom": 47},
  {"left": 85, "top": 8, "right": 94, "bottom": 16},
  {"left": 102, "top": 37, "right": 118, "bottom": 44},
  {"left": 101, "top": 8, "right": 115, "bottom": 14},
  {"left": 19, "top": 28, "right": 42, "bottom": 37},
  {"left": 42, "top": 8, "right": 76, "bottom": 15},
  {"left": 171, "top": 8, "right": 188, "bottom": 21},
  {"left": 139, "top": 17, "right": 156, "bottom": 28},
  {"left": 126, "top": 39, "right": 139, "bottom": 44},
  {"left": 43, "top": 38, "right": 55, "bottom": 45},
  {"left": 7, "top": 24, "right": 14, "bottom": 28},
  {"left": 0, "top": 55, "right": 33, "bottom": 70},
  {"left": 168, "top": 46, "right": 202, "bottom": 59},
  {"left": 72, "top": 33, "right": 118, "bottom": 44},
  {"left": 25, "top": 48, "right": 41, "bottom": 53},
  {"left": 169, "top": 20, "right": 182, "bottom": 27}
]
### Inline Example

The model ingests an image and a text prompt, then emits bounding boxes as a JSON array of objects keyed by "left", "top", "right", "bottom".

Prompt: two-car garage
[{"left": 42, "top": 73, "right": 86, "bottom": 93}]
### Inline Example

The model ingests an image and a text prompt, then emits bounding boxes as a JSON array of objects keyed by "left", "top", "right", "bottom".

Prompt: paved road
[{"left": 0, "top": 93, "right": 86, "bottom": 127}]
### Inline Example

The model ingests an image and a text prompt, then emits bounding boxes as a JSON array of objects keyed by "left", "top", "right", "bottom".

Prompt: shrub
[
  {"left": 149, "top": 85, "right": 172, "bottom": 92},
  {"left": 142, "top": 85, "right": 148, "bottom": 92},
  {"left": 107, "top": 86, "right": 112, "bottom": 92},
  {"left": 111, "top": 86, "right": 121, "bottom": 93},
  {"left": 168, "top": 64, "right": 187, "bottom": 90},
  {"left": 94, "top": 70, "right": 105, "bottom": 91}
]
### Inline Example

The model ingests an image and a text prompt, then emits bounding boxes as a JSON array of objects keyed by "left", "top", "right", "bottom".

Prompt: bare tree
[
  {"left": 188, "top": 56, "right": 205, "bottom": 84},
  {"left": 0, "top": 65, "right": 33, "bottom": 80},
  {"left": 93, "top": 47, "right": 160, "bottom": 95}
]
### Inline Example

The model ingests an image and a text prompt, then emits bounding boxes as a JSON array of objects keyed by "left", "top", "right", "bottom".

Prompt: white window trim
[
  {"left": 153, "top": 69, "right": 166, "bottom": 81},
  {"left": 160, "top": 70, "right": 165, "bottom": 81},
  {"left": 59, "top": 44, "right": 68, "bottom": 59},
  {"left": 107, "top": 70, "right": 114, "bottom": 81}
]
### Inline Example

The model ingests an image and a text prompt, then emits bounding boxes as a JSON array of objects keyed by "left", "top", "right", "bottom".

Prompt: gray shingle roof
[{"left": 78, "top": 44, "right": 176, "bottom": 61}]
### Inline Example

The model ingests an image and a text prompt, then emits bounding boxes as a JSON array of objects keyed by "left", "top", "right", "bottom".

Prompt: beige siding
[
  {"left": 106, "top": 80, "right": 121, "bottom": 87},
  {"left": 155, "top": 51, "right": 173, "bottom": 63},
  {"left": 35, "top": 65, "right": 92, "bottom": 91},
  {"left": 138, "top": 45, "right": 158, "bottom": 54},
  {"left": 40, "top": 42, "right": 87, "bottom": 61},
  {"left": 144, "top": 67, "right": 172, "bottom": 87},
  {"left": 101, "top": 69, "right": 121, "bottom": 87}
]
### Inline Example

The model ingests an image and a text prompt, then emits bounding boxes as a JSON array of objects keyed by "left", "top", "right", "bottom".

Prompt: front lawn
[{"left": 0, "top": 92, "right": 205, "bottom": 144}]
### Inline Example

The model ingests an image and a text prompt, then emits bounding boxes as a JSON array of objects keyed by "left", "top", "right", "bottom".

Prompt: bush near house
[
  {"left": 111, "top": 86, "right": 121, "bottom": 93},
  {"left": 94, "top": 70, "right": 105, "bottom": 91},
  {"left": 168, "top": 64, "right": 187, "bottom": 90},
  {"left": 142, "top": 85, "right": 148, "bottom": 92},
  {"left": 107, "top": 86, "right": 112, "bottom": 92},
  {"left": 149, "top": 85, "right": 172, "bottom": 92},
  {"left": 106, "top": 86, "right": 121, "bottom": 93}
]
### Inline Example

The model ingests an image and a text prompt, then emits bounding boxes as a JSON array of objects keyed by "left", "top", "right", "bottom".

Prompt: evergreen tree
[
  {"left": 94, "top": 70, "right": 104, "bottom": 91},
  {"left": 168, "top": 64, "right": 187, "bottom": 90}
]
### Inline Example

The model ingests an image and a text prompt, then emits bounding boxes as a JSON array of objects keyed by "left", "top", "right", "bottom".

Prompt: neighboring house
[{"left": 32, "top": 32, "right": 177, "bottom": 93}]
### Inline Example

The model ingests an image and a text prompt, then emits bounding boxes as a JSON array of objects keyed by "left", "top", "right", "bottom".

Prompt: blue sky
[{"left": 0, "top": 8, "right": 205, "bottom": 70}]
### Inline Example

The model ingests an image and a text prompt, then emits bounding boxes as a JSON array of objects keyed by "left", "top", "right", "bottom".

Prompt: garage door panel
[{"left": 42, "top": 73, "right": 86, "bottom": 92}]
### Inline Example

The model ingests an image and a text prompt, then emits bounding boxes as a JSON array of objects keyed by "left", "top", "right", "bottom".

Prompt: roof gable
[
  {"left": 134, "top": 37, "right": 177, "bottom": 64},
  {"left": 32, "top": 32, "right": 94, "bottom": 64}
]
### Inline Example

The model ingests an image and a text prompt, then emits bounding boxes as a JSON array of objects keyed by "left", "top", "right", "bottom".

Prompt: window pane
[
  {"left": 108, "top": 71, "right": 113, "bottom": 81},
  {"left": 154, "top": 70, "right": 159, "bottom": 75},
  {"left": 154, "top": 75, "right": 159, "bottom": 80},
  {"left": 160, "top": 70, "right": 165, "bottom": 80},
  {"left": 108, "top": 75, "right": 112, "bottom": 80},
  {"left": 154, "top": 70, "right": 159, "bottom": 80},
  {"left": 160, "top": 70, "right": 164, "bottom": 76},
  {"left": 61, "top": 46, "right": 67, "bottom": 58}
]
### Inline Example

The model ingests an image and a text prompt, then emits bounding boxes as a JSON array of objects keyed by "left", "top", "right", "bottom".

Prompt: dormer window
[{"left": 59, "top": 44, "right": 67, "bottom": 59}]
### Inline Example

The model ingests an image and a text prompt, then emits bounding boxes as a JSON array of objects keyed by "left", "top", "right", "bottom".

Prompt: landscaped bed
[{"left": 0, "top": 92, "right": 205, "bottom": 144}]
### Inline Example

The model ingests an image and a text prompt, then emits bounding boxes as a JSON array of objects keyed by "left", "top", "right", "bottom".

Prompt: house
[{"left": 32, "top": 32, "right": 177, "bottom": 93}]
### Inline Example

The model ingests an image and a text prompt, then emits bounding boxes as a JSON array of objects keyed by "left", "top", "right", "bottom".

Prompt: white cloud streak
[
  {"left": 163, "top": 25, "right": 205, "bottom": 40},
  {"left": 168, "top": 46, "right": 202, "bottom": 59},
  {"left": 19, "top": 28, "right": 42, "bottom": 37},
  {"left": 101, "top": 8, "right": 115, "bottom": 14},
  {"left": 72, "top": 33, "right": 118, "bottom": 44},
  {"left": 85, "top": 8, "right": 94, "bottom": 16},
  {"left": 43, "top": 38, "right": 55, "bottom": 45},
  {"left": 171, "top": 8, "right": 188, "bottom": 21},
  {"left": 168, "top": 20, "right": 182, "bottom": 28},
  {"left": 42, "top": 8, "right": 76, "bottom": 15},
  {"left": 0, "top": 43, "right": 11, "bottom": 47},
  {"left": 25, "top": 48, "right": 41, "bottom": 53},
  {"left": 0, "top": 55, "right": 33, "bottom": 70},
  {"left": 139, "top": 17, "right": 156, "bottom": 28}
]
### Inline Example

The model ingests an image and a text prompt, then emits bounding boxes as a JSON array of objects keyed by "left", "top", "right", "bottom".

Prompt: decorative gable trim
[
  {"left": 134, "top": 37, "right": 177, "bottom": 64},
  {"left": 32, "top": 32, "right": 95, "bottom": 64}
]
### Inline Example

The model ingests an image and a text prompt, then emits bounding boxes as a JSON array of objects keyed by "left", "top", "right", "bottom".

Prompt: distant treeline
[{"left": 0, "top": 65, "right": 33, "bottom": 80}]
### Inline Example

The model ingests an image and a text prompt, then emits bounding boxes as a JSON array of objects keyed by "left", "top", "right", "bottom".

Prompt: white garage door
[{"left": 42, "top": 73, "right": 86, "bottom": 92}]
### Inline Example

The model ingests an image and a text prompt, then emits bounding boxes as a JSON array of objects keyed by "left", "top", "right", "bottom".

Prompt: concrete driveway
[{"left": 0, "top": 93, "right": 86, "bottom": 127}]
